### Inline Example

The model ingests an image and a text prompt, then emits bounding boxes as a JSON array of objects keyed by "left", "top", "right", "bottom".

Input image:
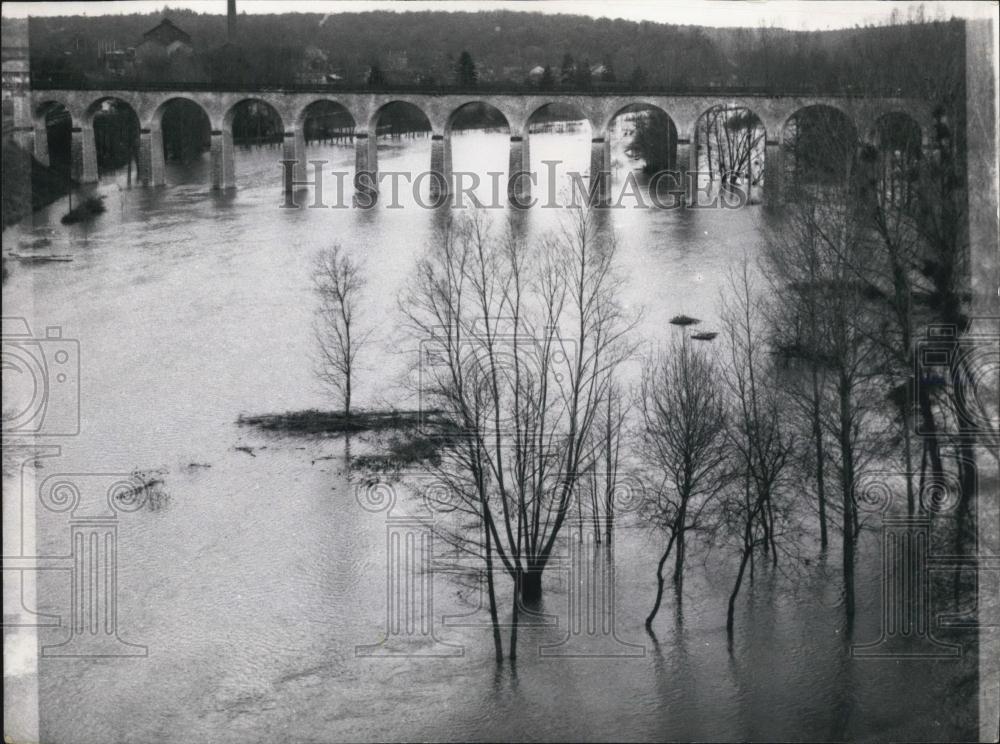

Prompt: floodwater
[{"left": 2, "top": 129, "right": 979, "bottom": 742}]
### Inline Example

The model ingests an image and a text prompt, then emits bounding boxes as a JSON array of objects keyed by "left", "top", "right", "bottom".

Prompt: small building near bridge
[{"left": 134, "top": 19, "right": 200, "bottom": 81}]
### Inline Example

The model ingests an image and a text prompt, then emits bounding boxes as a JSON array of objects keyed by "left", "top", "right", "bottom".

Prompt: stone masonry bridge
[{"left": 13, "top": 86, "right": 935, "bottom": 203}]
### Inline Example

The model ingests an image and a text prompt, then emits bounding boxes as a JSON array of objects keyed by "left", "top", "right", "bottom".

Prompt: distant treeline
[{"left": 28, "top": 9, "right": 965, "bottom": 96}]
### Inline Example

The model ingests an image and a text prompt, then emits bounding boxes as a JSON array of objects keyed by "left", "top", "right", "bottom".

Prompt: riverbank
[{"left": 2, "top": 139, "right": 74, "bottom": 228}]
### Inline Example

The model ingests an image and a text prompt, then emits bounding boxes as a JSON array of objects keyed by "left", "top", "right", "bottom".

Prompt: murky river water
[{"left": 3, "top": 130, "right": 978, "bottom": 742}]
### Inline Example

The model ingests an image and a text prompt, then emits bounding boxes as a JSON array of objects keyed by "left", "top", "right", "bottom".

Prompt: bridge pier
[
  {"left": 73, "top": 125, "right": 98, "bottom": 184},
  {"left": 32, "top": 120, "right": 49, "bottom": 166},
  {"left": 210, "top": 129, "right": 235, "bottom": 190},
  {"left": 429, "top": 132, "right": 452, "bottom": 201},
  {"left": 138, "top": 130, "right": 150, "bottom": 184},
  {"left": 507, "top": 133, "right": 530, "bottom": 205},
  {"left": 138, "top": 128, "right": 165, "bottom": 186},
  {"left": 589, "top": 135, "right": 612, "bottom": 206},
  {"left": 281, "top": 129, "right": 308, "bottom": 193},
  {"left": 293, "top": 128, "right": 307, "bottom": 185},
  {"left": 764, "top": 140, "right": 783, "bottom": 206},
  {"left": 10, "top": 126, "right": 34, "bottom": 159},
  {"left": 150, "top": 129, "right": 165, "bottom": 186},
  {"left": 675, "top": 139, "right": 697, "bottom": 205},
  {"left": 354, "top": 132, "right": 377, "bottom": 203},
  {"left": 282, "top": 130, "right": 295, "bottom": 194},
  {"left": 6, "top": 96, "right": 33, "bottom": 153}
]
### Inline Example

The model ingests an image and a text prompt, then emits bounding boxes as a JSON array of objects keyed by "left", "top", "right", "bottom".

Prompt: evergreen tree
[
  {"left": 540, "top": 65, "right": 555, "bottom": 89},
  {"left": 629, "top": 65, "right": 649, "bottom": 89},
  {"left": 455, "top": 50, "right": 478, "bottom": 87},
  {"left": 560, "top": 53, "right": 575, "bottom": 84},
  {"left": 367, "top": 63, "right": 386, "bottom": 87},
  {"left": 601, "top": 57, "right": 617, "bottom": 83}
]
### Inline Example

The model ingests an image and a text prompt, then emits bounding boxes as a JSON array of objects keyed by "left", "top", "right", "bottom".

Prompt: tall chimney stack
[{"left": 227, "top": 0, "right": 236, "bottom": 43}]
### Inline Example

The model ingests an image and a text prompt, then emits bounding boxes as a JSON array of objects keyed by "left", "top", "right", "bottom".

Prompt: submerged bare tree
[
  {"left": 766, "top": 194, "right": 887, "bottom": 624},
  {"left": 762, "top": 217, "right": 832, "bottom": 549},
  {"left": 639, "top": 333, "right": 729, "bottom": 630},
  {"left": 597, "top": 381, "right": 629, "bottom": 543},
  {"left": 313, "top": 245, "right": 370, "bottom": 417},
  {"left": 404, "top": 208, "right": 636, "bottom": 659},
  {"left": 719, "top": 259, "right": 794, "bottom": 638},
  {"left": 697, "top": 104, "right": 766, "bottom": 190}
]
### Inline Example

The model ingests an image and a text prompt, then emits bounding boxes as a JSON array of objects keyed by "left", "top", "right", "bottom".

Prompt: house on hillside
[
  {"left": 134, "top": 19, "right": 200, "bottom": 81},
  {"left": 1, "top": 18, "right": 31, "bottom": 98},
  {"left": 102, "top": 49, "right": 136, "bottom": 77},
  {"left": 135, "top": 19, "right": 193, "bottom": 61}
]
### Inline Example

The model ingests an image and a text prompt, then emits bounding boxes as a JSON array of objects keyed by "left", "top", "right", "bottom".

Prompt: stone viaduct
[{"left": 13, "top": 86, "right": 934, "bottom": 203}]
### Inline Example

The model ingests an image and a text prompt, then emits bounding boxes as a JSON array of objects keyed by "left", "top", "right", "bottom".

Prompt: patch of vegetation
[
  {"left": 352, "top": 431, "right": 444, "bottom": 472},
  {"left": 238, "top": 408, "right": 459, "bottom": 472},
  {"left": 238, "top": 408, "right": 448, "bottom": 436},
  {"left": 114, "top": 468, "right": 170, "bottom": 511},
  {"left": 61, "top": 195, "right": 106, "bottom": 225}
]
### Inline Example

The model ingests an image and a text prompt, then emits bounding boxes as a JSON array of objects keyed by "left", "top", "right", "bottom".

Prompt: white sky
[{"left": 1, "top": 0, "right": 997, "bottom": 30}]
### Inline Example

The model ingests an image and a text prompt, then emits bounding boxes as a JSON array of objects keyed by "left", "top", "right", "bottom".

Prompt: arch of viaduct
[{"left": 15, "top": 88, "right": 934, "bottom": 202}]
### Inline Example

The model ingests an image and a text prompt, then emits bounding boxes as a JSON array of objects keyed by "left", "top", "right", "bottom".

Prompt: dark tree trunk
[
  {"left": 673, "top": 530, "right": 686, "bottom": 585},
  {"left": 900, "top": 400, "right": 915, "bottom": 515},
  {"left": 767, "top": 498, "right": 778, "bottom": 566},
  {"left": 509, "top": 569, "right": 521, "bottom": 660},
  {"left": 645, "top": 532, "right": 677, "bottom": 630},
  {"left": 812, "top": 364, "right": 828, "bottom": 548},
  {"left": 673, "top": 503, "right": 687, "bottom": 585},
  {"left": 838, "top": 372, "right": 857, "bottom": 627},
  {"left": 520, "top": 567, "right": 543, "bottom": 605},
  {"left": 484, "top": 522, "right": 503, "bottom": 662},
  {"left": 917, "top": 380, "right": 944, "bottom": 481},
  {"left": 604, "top": 404, "right": 615, "bottom": 543},
  {"left": 727, "top": 542, "right": 752, "bottom": 638},
  {"left": 955, "top": 441, "right": 978, "bottom": 552},
  {"left": 954, "top": 351, "right": 981, "bottom": 549}
]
